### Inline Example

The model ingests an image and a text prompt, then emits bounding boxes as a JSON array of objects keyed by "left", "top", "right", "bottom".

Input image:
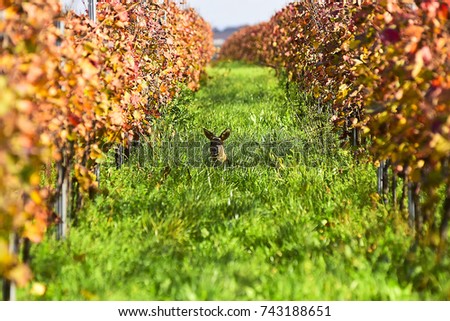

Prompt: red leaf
[
  {"left": 68, "top": 113, "right": 81, "bottom": 127},
  {"left": 438, "top": 3, "right": 449, "bottom": 21},
  {"left": 381, "top": 28, "right": 400, "bottom": 44}
]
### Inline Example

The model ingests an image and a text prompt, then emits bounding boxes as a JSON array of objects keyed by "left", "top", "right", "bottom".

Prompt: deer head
[{"left": 203, "top": 128, "right": 231, "bottom": 164}]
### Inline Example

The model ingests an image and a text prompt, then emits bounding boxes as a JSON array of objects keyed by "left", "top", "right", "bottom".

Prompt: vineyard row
[
  {"left": 0, "top": 0, "right": 214, "bottom": 294},
  {"left": 220, "top": 0, "right": 450, "bottom": 254}
]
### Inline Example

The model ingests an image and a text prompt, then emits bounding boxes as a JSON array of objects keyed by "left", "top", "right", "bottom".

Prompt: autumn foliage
[
  {"left": 0, "top": 0, "right": 214, "bottom": 287},
  {"left": 221, "top": 0, "right": 450, "bottom": 251}
]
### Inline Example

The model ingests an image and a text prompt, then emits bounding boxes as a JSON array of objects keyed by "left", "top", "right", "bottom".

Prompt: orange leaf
[{"left": 7, "top": 264, "right": 33, "bottom": 288}]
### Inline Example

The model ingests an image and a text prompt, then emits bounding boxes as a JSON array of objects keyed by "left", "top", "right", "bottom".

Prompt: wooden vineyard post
[
  {"left": 352, "top": 127, "right": 359, "bottom": 147},
  {"left": 88, "top": 0, "right": 99, "bottom": 178},
  {"left": 392, "top": 170, "right": 397, "bottom": 208},
  {"left": 55, "top": 1, "right": 98, "bottom": 237},
  {"left": 377, "top": 160, "right": 390, "bottom": 203},
  {"left": 377, "top": 160, "right": 384, "bottom": 195},
  {"left": 56, "top": 161, "right": 69, "bottom": 240},
  {"left": 88, "top": 0, "right": 97, "bottom": 22},
  {"left": 383, "top": 161, "right": 389, "bottom": 200},
  {"left": 55, "top": 6, "right": 68, "bottom": 240},
  {"left": 438, "top": 159, "right": 450, "bottom": 257},
  {"left": 2, "top": 234, "right": 19, "bottom": 301},
  {"left": 408, "top": 182, "right": 417, "bottom": 229},
  {"left": 439, "top": 183, "right": 450, "bottom": 258},
  {"left": 115, "top": 144, "right": 125, "bottom": 169},
  {"left": 94, "top": 164, "right": 100, "bottom": 188},
  {"left": 89, "top": 1, "right": 99, "bottom": 184}
]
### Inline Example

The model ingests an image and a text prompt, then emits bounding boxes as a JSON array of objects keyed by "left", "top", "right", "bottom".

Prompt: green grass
[{"left": 19, "top": 62, "right": 450, "bottom": 300}]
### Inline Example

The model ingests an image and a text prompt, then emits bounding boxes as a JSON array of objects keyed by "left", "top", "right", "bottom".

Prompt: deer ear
[
  {"left": 220, "top": 128, "right": 231, "bottom": 141},
  {"left": 203, "top": 128, "right": 215, "bottom": 140}
]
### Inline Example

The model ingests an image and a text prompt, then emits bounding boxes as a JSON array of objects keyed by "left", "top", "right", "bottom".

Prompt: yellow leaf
[
  {"left": 30, "top": 190, "right": 42, "bottom": 205},
  {"left": 430, "top": 134, "right": 450, "bottom": 154},
  {"left": 89, "top": 144, "right": 103, "bottom": 161},
  {"left": 0, "top": 240, "right": 13, "bottom": 267},
  {"left": 417, "top": 159, "right": 425, "bottom": 169},
  {"left": 0, "top": 76, "right": 15, "bottom": 116},
  {"left": 30, "top": 172, "right": 41, "bottom": 186},
  {"left": 133, "top": 110, "right": 142, "bottom": 120},
  {"left": 30, "top": 282, "right": 46, "bottom": 296},
  {"left": 337, "top": 84, "right": 349, "bottom": 101}
]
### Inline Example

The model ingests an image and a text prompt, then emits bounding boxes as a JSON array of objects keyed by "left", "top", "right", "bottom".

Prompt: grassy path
[{"left": 22, "top": 62, "right": 448, "bottom": 300}]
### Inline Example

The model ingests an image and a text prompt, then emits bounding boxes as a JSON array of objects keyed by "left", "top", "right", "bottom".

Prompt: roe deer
[{"left": 203, "top": 128, "right": 231, "bottom": 164}]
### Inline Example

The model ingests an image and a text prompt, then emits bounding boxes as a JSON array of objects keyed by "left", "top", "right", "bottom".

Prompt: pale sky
[
  {"left": 60, "top": 0, "right": 291, "bottom": 30},
  {"left": 60, "top": 0, "right": 88, "bottom": 13},
  {"left": 188, "top": 0, "right": 291, "bottom": 30}
]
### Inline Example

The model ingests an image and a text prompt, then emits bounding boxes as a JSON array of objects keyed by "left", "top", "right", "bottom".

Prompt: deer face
[{"left": 203, "top": 128, "right": 231, "bottom": 163}]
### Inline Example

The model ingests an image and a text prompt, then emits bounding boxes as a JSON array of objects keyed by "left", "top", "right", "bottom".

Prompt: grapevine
[{"left": 0, "top": 0, "right": 214, "bottom": 288}]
